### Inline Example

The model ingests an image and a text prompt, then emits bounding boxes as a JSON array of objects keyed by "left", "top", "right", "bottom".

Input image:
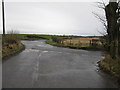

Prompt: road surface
[{"left": 3, "top": 40, "right": 117, "bottom": 88}]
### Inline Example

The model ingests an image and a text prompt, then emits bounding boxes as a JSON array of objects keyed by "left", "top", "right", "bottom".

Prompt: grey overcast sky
[{"left": 0, "top": 0, "right": 109, "bottom": 36}]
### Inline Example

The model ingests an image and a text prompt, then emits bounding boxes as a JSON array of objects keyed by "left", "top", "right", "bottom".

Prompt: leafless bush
[{"left": 3, "top": 30, "right": 20, "bottom": 45}]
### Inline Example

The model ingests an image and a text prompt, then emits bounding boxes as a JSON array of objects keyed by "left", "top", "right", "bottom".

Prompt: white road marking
[{"left": 39, "top": 53, "right": 42, "bottom": 57}]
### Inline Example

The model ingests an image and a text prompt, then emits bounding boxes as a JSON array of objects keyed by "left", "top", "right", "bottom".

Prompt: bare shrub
[{"left": 3, "top": 30, "right": 20, "bottom": 45}]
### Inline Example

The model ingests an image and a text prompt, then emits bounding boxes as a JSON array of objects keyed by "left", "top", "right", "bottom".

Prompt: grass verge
[
  {"left": 98, "top": 55, "right": 120, "bottom": 86},
  {"left": 2, "top": 34, "right": 25, "bottom": 60},
  {"left": 2, "top": 43, "right": 25, "bottom": 60},
  {"left": 46, "top": 39, "right": 103, "bottom": 51}
]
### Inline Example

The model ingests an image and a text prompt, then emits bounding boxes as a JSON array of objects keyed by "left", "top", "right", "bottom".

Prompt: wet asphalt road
[{"left": 3, "top": 40, "right": 117, "bottom": 88}]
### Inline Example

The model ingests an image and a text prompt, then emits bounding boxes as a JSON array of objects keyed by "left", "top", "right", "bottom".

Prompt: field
[
  {"left": 2, "top": 34, "right": 103, "bottom": 59},
  {"left": 62, "top": 37, "right": 102, "bottom": 47},
  {"left": 17, "top": 34, "right": 102, "bottom": 48},
  {"left": 18, "top": 34, "right": 54, "bottom": 40},
  {"left": 46, "top": 36, "right": 104, "bottom": 50}
]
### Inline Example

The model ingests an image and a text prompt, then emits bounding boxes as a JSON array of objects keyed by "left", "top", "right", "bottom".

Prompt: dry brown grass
[
  {"left": 2, "top": 33, "right": 23, "bottom": 59},
  {"left": 99, "top": 55, "right": 120, "bottom": 84},
  {"left": 62, "top": 37, "right": 102, "bottom": 47}
]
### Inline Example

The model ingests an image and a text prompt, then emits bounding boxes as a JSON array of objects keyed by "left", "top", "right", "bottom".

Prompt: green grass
[
  {"left": 46, "top": 39, "right": 58, "bottom": 45},
  {"left": 21, "top": 38, "right": 41, "bottom": 41},
  {"left": 18, "top": 34, "right": 63, "bottom": 40}
]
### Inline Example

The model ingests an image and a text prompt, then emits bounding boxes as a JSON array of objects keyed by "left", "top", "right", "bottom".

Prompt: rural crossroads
[{"left": 3, "top": 40, "right": 117, "bottom": 88}]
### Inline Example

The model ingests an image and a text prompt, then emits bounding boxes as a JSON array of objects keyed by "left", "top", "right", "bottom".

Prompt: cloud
[{"left": 1, "top": 1, "right": 106, "bottom": 36}]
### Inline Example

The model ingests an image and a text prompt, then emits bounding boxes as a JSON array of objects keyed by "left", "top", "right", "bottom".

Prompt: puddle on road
[
  {"left": 43, "top": 51, "right": 49, "bottom": 53},
  {"left": 24, "top": 49, "right": 40, "bottom": 53}
]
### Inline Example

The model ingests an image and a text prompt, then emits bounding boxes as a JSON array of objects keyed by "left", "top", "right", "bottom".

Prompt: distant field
[
  {"left": 18, "top": 34, "right": 54, "bottom": 40},
  {"left": 18, "top": 34, "right": 102, "bottom": 48},
  {"left": 62, "top": 37, "right": 102, "bottom": 47},
  {"left": 46, "top": 37, "right": 103, "bottom": 50}
]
